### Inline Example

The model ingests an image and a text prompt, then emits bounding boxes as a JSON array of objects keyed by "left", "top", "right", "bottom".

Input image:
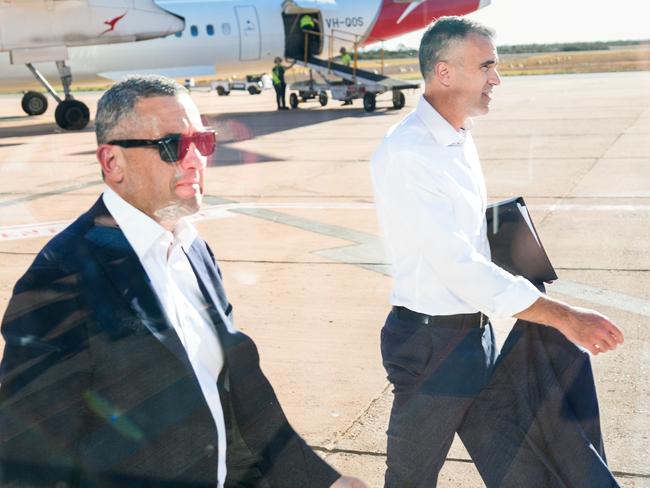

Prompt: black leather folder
[{"left": 485, "top": 196, "right": 557, "bottom": 285}]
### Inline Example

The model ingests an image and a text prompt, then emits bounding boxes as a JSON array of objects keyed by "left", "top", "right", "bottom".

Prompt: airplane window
[
  {"left": 206, "top": 24, "right": 215, "bottom": 36},
  {"left": 222, "top": 23, "right": 231, "bottom": 36},
  {"left": 191, "top": 25, "right": 198, "bottom": 37}
]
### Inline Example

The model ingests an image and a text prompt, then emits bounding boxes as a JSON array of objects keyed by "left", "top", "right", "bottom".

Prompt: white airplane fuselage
[{"left": 0, "top": 0, "right": 380, "bottom": 87}]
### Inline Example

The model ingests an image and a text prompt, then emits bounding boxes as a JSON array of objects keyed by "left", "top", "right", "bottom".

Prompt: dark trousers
[
  {"left": 273, "top": 83, "right": 286, "bottom": 109},
  {"left": 461, "top": 320, "right": 619, "bottom": 488},
  {"left": 381, "top": 311, "right": 619, "bottom": 488},
  {"left": 381, "top": 309, "right": 497, "bottom": 487}
]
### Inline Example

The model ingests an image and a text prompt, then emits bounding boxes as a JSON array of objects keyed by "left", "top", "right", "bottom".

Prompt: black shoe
[
  {"left": 342, "top": 100, "right": 353, "bottom": 106},
  {"left": 281, "top": 106, "right": 289, "bottom": 110}
]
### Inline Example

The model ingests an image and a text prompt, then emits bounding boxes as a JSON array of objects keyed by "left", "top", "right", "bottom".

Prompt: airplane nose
[
  {"left": 131, "top": 0, "right": 185, "bottom": 39},
  {"left": 164, "top": 13, "right": 186, "bottom": 37}
]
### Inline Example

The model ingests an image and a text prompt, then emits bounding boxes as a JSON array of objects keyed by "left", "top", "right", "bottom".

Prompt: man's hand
[
  {"left": 330, "top": 475, "right": 368, "bottom": 488},
  {"left": 555, "top": 306, "right": 624, "bottom": 355},
  {"left": 515, "top": 296, "right": 624, "bottom": 355}
]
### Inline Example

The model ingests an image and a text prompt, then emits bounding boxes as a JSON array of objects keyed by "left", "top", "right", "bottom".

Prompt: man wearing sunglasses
[{"left": 0, "top": 75, "right": 365, "bottom": 488}]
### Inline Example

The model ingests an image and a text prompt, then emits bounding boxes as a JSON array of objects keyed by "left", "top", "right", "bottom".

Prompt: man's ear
[
  {"left": 96, "top": 144, "right": 124, "bottom": 183},
  {"left": 434, "top": 61, "right": 452, "bottom": 87}
]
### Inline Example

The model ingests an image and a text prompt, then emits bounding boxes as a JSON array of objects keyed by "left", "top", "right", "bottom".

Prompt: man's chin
[{"left": 154, "top": 196, "right": 201, "bottom": 226}]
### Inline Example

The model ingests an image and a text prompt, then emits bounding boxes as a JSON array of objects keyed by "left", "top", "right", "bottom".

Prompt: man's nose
[
  {"left": 490, "top": 69, "right": 501, "bottom": 86},
  {"left": 177, "top": 143, "right": 206, "bottom": 170}
]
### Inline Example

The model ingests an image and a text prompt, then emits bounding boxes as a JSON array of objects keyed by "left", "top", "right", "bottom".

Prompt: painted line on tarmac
[
  {"left": 2, "top": 200, "right": 650, "bottom": 317},
  {"left": 2, "top": 199, "right": 649, "bottom": 242},
  {"left": 550, "top": 280, "right": 650, "bottom": 317},
  {"left": 0, "top": 220, "right": 72, "bottom": 241},
  {"left": 0, "top": 180, "right": 103, "bottom": 209},
  {"left": 228, "top": 206, "right": 650, "bottom": 319},
  {"left": 0, "top": 202, "right": 373, "bottom": 242}
]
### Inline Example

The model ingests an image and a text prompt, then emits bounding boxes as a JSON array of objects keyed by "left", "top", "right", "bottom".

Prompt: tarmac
[{"left": 0, "top": 70, "right": 649, "bottom": 487}]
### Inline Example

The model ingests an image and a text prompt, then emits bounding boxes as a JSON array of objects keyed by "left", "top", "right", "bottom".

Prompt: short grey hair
[
  {"left": 418, "top": 16, "right": 495, "bottom": 80},
  {"left": 95, "top": 75, "right": 187, "bottom": 144}
]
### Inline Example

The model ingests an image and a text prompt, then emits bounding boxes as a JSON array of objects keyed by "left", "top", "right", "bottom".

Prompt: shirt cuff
[{"left": 491, "top": 276, "right": 542, "bottom": 319}]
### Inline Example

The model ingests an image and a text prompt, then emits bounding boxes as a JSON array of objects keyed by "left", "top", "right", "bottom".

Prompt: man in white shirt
[
  {"left": 371, "top": 17, "right": 624, "bottom": 487},
  {"left": 0, "top": 75, "right": 365, "bottom": 488}
]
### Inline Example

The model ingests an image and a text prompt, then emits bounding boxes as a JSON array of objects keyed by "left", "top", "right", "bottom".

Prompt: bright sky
[{"left": 383, "top": 0, "right": 650, "bottom": 48}]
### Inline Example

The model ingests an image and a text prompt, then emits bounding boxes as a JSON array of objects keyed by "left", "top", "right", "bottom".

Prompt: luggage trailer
[{"left": 287, "top": 55, "right": 419, "bottom": 112}]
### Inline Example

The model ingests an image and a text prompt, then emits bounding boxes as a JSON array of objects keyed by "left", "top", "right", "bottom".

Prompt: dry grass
[
  {"left": 2, "top": 47, "right": 648, "bottom": 93},
  {"left": 366, "top": 46, "right": 650, "bottom": 80}
]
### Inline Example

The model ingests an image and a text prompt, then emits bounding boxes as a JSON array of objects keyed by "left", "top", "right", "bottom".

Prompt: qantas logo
[
  {"left": 396, "top": 0, "right": 425, "bottom": 24},
  {"left": 99, "top": 12, "right": 127, "bottom": 36}
]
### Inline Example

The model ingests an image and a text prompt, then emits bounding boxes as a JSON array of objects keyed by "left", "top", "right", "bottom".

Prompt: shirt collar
[
  {"left": 415, "top": 95, "right": 473, "bottom": 146},
  {"left": 102, "top": 186, "right": 198, "bottom": 259}
]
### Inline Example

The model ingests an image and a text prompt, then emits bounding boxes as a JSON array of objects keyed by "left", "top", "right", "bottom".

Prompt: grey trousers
[{"left": 381, "top": 311, "right": 619, "bottom": 488}]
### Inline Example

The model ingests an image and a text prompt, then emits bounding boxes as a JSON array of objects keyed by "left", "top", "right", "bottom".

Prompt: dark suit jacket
[{"left": 0, "top": 197, "right": 339, "bottom": 488}]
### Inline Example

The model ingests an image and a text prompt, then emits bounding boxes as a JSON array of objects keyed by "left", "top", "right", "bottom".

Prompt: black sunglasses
[{"left": 108, "top": 130, "right": 217, "bottom": 163}]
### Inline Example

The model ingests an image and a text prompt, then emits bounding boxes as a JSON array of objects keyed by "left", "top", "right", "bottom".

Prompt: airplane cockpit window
[
  {"left": 207, "top": 24, "right": 215, "bottom": 36},
  {"left": 222, "top": 23, "right": 231, "bottom": 35},
  {"left": 190, "top": 25, "right": 199, "bottom": 37}
]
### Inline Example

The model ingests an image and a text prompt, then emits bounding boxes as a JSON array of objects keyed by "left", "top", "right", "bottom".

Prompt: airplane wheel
[
  {"left": 363, "top": 93, "right": 376, "bottom": 113},
  {"left": 55, "top": 100, "right": 90, "bottom": 130},
  {"left": 289, "top": 93, "right": 299, "bottom": 109},
  {"left": 248, "top": 86, "right": 260, "bottom": 95},
  {"left": 216, "top": 86, "right": 226, "bottom": 96},
  {"left": 393, "top": 91, "right": 405, "bottom": 110},
  {"left": 318, "top": 91, "right": 328, "bottom": 107},
  {"left": 22, "top": 91, "right": 48, "bottom": 116}
]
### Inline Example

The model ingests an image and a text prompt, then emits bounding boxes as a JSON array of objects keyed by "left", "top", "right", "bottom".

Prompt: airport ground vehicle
[
  {"left": 210, "top": 75, "right": 264, "bottom": 96},
  {"left": 286, "top": 27, "right": 417, "bottom": 112}
]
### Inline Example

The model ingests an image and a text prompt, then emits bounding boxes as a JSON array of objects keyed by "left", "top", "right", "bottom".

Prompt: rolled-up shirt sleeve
[{"left": 376, "top": 142, "right": 541, "bottom": 319}]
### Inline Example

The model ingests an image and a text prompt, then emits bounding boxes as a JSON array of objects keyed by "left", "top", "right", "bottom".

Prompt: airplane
[{"left": 0, "top": 0, "right": 491, "bottom": 130}]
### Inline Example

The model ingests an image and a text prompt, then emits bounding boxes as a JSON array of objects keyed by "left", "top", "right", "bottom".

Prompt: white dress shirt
[
  {"left": 103, "top": 187, "right": 227, "bottom": 487},
  {"left": 371, "top": 96, "right": 541, "bottom": 319}
]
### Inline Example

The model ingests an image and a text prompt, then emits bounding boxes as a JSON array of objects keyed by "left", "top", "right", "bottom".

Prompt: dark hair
[
  {"left": 418, "top": 16, "right": 495, "bottom": 79},
  {"left": 95, "top": 75, "right": 187, "bottom": 144}
]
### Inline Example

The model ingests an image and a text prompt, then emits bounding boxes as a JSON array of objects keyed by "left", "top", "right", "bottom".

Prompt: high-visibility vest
[
  {"left": 341, "top": 53, "right": 352, "bottom": 66},
  {"left": 271, "top": 65, "right": 283, "bottom": 85},
  {"left": 300, "top": 15, "right": 315, "bottom": 29}
]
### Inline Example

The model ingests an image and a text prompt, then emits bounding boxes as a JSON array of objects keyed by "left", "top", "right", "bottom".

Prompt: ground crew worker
[
  {"left": 339, "top": 47, "right": 354, "bottom": 105},
  {"left": 299, "top": 14, "right": 315, "bottom": 30},
  {"left": 340, "top": 47, "right": 353, "bottom": 67},
  {"left": 299, "top": 14, "right": 319, "bottom": 58},
  {"left": 272, "top": 56, "right": 294, "bottom": 110}
]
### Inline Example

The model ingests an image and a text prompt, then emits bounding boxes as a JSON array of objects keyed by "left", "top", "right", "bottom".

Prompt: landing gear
[
  {"left": 55, "top": 100, "right": 90, "bottom": 131},
  {"left": 318, "top": 90, "right": 328, "bottom": 106},
  {"left": 25, "top": 60, "right": 90, "bottom": 130},
  {"left": 21, "top": 91, "right": 48, "bottom": 116}
]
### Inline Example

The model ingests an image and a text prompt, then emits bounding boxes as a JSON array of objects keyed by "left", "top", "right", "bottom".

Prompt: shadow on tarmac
[
  {"left": 204, "top": 107, "right": 394, "bottom": 166},
  {"left": 0, "top": 121, "right": 95, "bottom": 138},
  {"left": 0, "top": 106, "right": 396, "bottom": 166},
  {"left": 205, "top": 105, "right": 393, "bottom": 142}
]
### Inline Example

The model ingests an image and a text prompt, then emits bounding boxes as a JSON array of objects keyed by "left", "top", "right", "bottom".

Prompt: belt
[{"left": 392, "top": 306, "right": 488, "bottom": 329}]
